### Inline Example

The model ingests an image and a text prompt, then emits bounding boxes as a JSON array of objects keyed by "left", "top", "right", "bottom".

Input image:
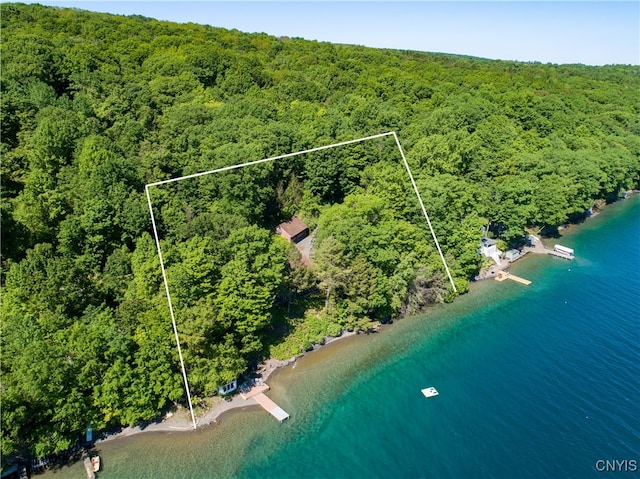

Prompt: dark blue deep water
[{"left": 47, "top": 197, "right": 639, "bottom": 479}]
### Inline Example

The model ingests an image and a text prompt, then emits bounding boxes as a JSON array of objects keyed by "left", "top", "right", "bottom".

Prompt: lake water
[{"left": 43, "top": 196, "right": 640, "bottom": 478}]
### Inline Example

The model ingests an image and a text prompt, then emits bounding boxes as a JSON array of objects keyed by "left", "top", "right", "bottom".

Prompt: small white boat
[
  {"left": 421, "top": 387, "right": 439, "bottom": 398},
  {"left": 91, "top": 456, "right": 100, "bottom": 472}
]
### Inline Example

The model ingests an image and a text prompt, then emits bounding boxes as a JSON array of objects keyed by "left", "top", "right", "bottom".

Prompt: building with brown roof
[{"left": 276, "top": 216, "right": 309, "bottom": 244}]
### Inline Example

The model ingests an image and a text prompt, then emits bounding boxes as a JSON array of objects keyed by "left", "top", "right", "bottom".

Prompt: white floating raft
[{"left": 421, "top": 387, "right": 439, "bottom": 398}]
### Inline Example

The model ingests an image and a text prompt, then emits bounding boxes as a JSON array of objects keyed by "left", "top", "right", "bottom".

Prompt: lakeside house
[
  {"left": 218, "top": 379, "right": 238, "bottom": 395},
  {"left": 480, "top": 237, "right": 502, "bottom": 265},
  {"left": 276, "top": 216, "right": 309, "bottom": 244}
]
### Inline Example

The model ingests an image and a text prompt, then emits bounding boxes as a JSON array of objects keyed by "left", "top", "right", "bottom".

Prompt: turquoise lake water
[{"left": 44, "top": 196, "right": 639, "bottom": 478}]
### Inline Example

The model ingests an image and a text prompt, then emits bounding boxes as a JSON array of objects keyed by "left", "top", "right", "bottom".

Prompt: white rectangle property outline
[{"left": 145, "top": 131, "right": 456, "bottom": 429}]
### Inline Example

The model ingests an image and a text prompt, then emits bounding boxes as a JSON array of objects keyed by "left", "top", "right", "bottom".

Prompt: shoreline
[
  {"left": 96, "top": 194, "right": 638, "bottom": 444},
  {"left": 96, "top": 330, "right": 360, "bottom": 443},
  {"left": 473, "top": 193, "right": 639, "bottom": 282},
  {"left": 62, "top": 192, "right": 640, "bottom": 478}
]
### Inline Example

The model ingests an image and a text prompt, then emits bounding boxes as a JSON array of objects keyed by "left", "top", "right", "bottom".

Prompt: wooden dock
[
  {"left": 253, "top": 393, "right": 290, "bottom": 422},
  {"left": 83, "top": 457, "right": 95, "bottom": 479},
  {"left": 240, "top": 384, "right": 269, "bottom": 399},
  {"left": 241, "top": 383, "right": 290, "bottom": 422},
  {"left": 522, "top": 243, "right": 574, "bottom": 260},
  {"left": 495, "top": 271, "right": 532, "bottom": 285}
]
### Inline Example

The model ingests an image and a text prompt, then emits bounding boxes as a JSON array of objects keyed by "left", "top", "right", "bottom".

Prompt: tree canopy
[{"left": 1, "top": 3, "right": 638, "bottom": 461}]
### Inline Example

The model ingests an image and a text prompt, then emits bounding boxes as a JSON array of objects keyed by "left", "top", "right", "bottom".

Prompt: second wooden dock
[{"left": 495, "top": 271, "right": 532, "bottom": 285}]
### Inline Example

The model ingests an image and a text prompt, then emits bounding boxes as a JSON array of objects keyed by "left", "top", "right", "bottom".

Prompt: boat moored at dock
[
  {"left": 91, "top": 456, "right": 100, "bottom": 473},
  {"left": 552, "top": 244, "right": 575, "bottom": 259}
]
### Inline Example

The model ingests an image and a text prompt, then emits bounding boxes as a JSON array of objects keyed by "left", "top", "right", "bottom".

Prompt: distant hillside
[{"left": 1, "top": 3, "right": 638, "bottom": 461}]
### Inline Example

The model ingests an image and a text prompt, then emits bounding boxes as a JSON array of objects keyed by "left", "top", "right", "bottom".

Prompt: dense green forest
[{"left": 1, "top": 3, "right": 638, "bottom": 460}]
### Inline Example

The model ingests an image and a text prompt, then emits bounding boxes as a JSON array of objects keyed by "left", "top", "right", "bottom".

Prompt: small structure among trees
[
  {"left": 218, "top": 379, "right": 238, "bottom": 395},
  {"left": 480, "top": 237, "right": 503, "bottom": 265},
  {"left": 276, "top": 216, "right": 309, "bottom": 244},
  {"left": 504, "top": 249, "right": 521, "bottom": 262}
]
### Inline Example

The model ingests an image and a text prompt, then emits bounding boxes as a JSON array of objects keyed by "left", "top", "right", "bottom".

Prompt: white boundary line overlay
[{"left": 145, "top": 131, "right": 457, "bottom": 430}]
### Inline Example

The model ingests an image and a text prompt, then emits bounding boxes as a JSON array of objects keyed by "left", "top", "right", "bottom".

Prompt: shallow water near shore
[{"left": 41, "top": 197, "right": 639, "bottom": 478}]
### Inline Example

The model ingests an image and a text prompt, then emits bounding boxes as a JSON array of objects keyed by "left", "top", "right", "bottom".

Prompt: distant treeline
[{"left": 1, "top": 3, "right": 638, "bottom": 461}]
